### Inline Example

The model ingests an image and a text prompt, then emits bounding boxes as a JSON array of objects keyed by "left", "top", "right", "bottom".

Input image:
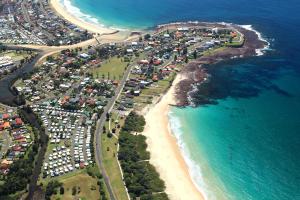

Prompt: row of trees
[{"left": 118, "top": 112, "right": 169, "bottom": 200}]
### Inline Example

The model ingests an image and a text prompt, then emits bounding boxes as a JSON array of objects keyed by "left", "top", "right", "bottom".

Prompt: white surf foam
[
  {"left": 61, "top": 0, "right": 102, "bottom": 26},
  {"left": 239, "top": 24, "right": 271, "bottom": 56},
  {"left": 59, "top": 0, "right": 129, "bottom": 31},
  {"left": 168, "top": 111, "right": 217, "bottom": 200}
]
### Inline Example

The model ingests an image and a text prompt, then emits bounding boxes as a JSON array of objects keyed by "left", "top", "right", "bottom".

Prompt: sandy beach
[
  {"left": 50, "top": 0, "right": 131, "bottom": 39},
  {"left": 142, "top": 74, "right": 205, "bottom": 200}
]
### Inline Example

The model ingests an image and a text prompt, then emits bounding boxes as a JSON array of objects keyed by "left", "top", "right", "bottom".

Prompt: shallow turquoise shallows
[{"left": 66, "top": 0, "right": 300, "bottom": 199}]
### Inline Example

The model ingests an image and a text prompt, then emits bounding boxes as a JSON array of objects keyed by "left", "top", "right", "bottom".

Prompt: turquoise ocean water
[{"left": 63, "top": 0, "right": 300, "bottom": 199}]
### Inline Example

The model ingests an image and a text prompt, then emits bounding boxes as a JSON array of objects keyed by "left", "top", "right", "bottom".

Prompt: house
[
  {"left": 79, "top": 53, "right": 90, "bottom": 59},
  {"left": 12, "top": 145, "right": 22, "bottom": 152},
  {"left": 177, "top": 27, "right": 189, "bottom": 32},
  {"left": 3, "top": 122, "right": 10, "bottom": 129},
  {"left": 133, "top": 88, "right": 141, "bottom": 96},
  {"left": 126, "top": 49, "right": 133, "bottom": 54},
  {"left": 59, "top": 83, "right": 71, "bottom": 91},
  {"left": 164, "top": 33, "right": 170, "bottom": 38},
  {"left": 153, "top": 59, "right": 162, "bottom": 66},
  {"left": 0, "top": 159, "right": 13, "bottom": 169},
  {"left": 139, "top": 60, "right": 149, "bottom": 65},
  {"left": 15, "top": 118, "right": 23, "bottom": 126},
  {"left": 2, "top": 113, "right": 10, "bottom": 120}
]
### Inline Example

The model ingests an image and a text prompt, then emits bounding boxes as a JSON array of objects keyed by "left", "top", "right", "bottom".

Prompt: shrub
[
  {"left": 72, "top": 186, "right": 77, "bottom": 195},
  {"left": 59, "top": 187, "right": 64, "bottom": 195}
]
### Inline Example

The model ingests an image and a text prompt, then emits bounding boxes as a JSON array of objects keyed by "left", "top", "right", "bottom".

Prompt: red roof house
[
  {"left": 15, "top": 118, "right": 23, "bottom": 126},
  {"left": 2, "top": 114, "right": 10, "bottom": 120}
]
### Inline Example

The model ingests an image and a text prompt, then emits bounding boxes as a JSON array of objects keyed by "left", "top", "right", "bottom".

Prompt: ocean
[{"left": 64, "top": 0, "right": 300, "bottom": 199}]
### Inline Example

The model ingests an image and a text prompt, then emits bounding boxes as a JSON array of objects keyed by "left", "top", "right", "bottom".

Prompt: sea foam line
[
  {"left": 167, "top": 111, "right": 216, "bottom": 200},
  {"left": 239, "top": 24, "right": 271, "bottom": 56},
  {"left": 218, "top": 22, "right": 271, "bottom": 56},
  {"left": 59, "top": 0, "right": 129, "bottom": 31}
]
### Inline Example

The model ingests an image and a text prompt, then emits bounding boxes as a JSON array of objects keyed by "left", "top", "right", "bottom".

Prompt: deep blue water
[{"left": 66, "top": 0, "right": 300, "bottom": 199}]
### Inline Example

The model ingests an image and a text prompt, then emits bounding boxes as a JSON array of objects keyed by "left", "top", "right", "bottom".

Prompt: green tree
[
  {"left": 174, "top": 55, "right": 177, "bottom": 62},
  {"left": 72, "top": 186, "right": 77, "bottom": 195},
  {"left": 193, "top": 50, "right": 197, "bottom": 59},
  {"left": 60, "top": 187, "right": 64, "bottom": 195}
]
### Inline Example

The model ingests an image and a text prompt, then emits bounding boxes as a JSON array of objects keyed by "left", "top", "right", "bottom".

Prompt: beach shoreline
[
  {"left": 50, "top": 0, "right": 116, "bottom": 34},
  {"left": 49, "top": 0, "right": 136, "bottom": 41},
  {"left": 141, "top": 73, "right": 205, "bottom": 200}
]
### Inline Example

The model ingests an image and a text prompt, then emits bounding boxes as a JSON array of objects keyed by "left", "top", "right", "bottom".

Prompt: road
[{"left": 94, "top": 63, "right": 133, "bottom": 200}]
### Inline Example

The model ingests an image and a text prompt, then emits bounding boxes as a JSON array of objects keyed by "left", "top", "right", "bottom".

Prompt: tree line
[{"left": 118, "top": 112, "right": 169, "bottom": 200}]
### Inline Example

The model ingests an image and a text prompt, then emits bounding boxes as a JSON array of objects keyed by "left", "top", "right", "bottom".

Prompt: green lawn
[
  {"left": 101, "top": 134, "right": 128, "bottom": 200},
  {"left": 51, "top": 173, "right": 100, "bottom": 200},
  {"left": 91, "top": 57, "right": 128, "bottom": 80}
]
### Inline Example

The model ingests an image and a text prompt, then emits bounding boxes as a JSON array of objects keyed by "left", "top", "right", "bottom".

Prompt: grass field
[
  {"left": 101, "top": 134, "right": 128, "bottom": 200},
  {"left": 91, "top": 57, "right": 128, "bottom": 80},
  {"left": 0, "top": 51, "right": 31, "bottom": 61},
  {"left": 51, "top": 173, "right": 100, "bottom": 200}
]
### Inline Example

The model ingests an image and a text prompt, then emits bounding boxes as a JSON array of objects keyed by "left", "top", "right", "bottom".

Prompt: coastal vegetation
[{"left": 118, "top": 112, "right": 168, "bottom": 200}]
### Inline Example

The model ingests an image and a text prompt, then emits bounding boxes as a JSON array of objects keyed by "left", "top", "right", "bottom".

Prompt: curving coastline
[{"left": 49, "top": 0, "right": 122, "bottom": 35}]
